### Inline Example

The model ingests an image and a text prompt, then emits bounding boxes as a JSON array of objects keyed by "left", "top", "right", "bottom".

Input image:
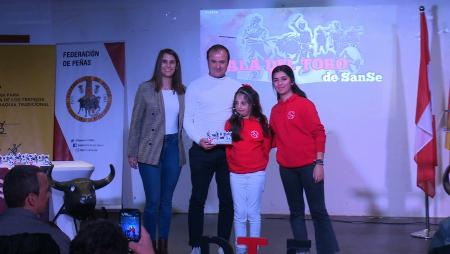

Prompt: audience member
[
  {"left": 70, "top": 219, "right": 154, "bottom": 254},
  {"left": 0, "top": 165, "right": 70, "bottom": 254}
]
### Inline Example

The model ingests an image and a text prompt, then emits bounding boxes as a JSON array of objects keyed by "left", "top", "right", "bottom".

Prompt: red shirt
[
  {"left": 225, "top": 118, "right": 271, "bottom": 174},
  {"left": 270, "top": 94, "right": 325, "bottom": 168}
]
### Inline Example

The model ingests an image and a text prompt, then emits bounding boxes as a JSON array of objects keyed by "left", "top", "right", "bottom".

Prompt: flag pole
[
  {"left": 410, "top": 5, "right": 436, "bottom": 239},
  {"left": 425, "top": 194, "right": 430, "bottom": 231},
  {"left": 410, "top": 194, "right": 434, "bottom": 239}
]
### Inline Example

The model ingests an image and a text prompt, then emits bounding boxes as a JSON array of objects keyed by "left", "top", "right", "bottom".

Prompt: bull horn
[
  {"left": 46, "top": 164, "right": 71, "bottom": 191},
  {"left": 92, "top": 164, "right": 115, "bottom": 190},
  {"left": 444, "top": 165, "right": 450, "bottom": 196}
]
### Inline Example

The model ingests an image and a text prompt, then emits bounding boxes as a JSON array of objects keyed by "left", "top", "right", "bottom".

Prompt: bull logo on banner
[{"left": 66, "top": 76, "right": 112, "bottom": 122}]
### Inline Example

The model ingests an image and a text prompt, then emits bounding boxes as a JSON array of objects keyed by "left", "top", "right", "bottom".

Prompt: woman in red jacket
[{"left": 270, "top": 65, "right": 339, "bottom": 254}]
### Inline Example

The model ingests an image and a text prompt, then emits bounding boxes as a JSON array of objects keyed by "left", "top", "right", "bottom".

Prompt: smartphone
[{"left": 119, "top": 209, "right": 141, "bottom": 242}]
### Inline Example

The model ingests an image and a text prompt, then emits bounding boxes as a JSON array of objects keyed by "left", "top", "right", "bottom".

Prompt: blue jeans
[
  {"left": 138, "top": 133, "right": 181, "bottom": 240},
  {"left": 280, "top": 164, "right": 339, "bottom": 254}
]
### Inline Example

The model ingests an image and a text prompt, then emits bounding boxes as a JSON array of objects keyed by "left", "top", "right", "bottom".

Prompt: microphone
[{"left": 232, "top": 107, "right": 242, "bottom": 117}]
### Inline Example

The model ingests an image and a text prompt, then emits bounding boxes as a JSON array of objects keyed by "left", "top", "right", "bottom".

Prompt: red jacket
[
  {"left": 225, "top": 118, "right": 271, "bottom": 173},
  {"left": 270, "top": 94, "right": 325, "bottom": 168}
]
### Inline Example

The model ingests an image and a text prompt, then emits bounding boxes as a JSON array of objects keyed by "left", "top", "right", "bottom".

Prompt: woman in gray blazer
[{"left": 128, "top": 48, "right": 186, "bottom": 254}]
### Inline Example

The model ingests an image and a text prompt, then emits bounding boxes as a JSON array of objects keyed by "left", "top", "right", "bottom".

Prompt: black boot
[
  {"left": 158, "top": 238, "right": 168, "bottom": 254},
  {"left": 152, "top": 240, "right": 158, "bottom": 254},
  {"left": 287, "top": 239, "right": 311, "bottom": 254}
]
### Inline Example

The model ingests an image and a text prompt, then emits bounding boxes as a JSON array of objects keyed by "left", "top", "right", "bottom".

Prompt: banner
[
  {"left": 201, "top": 6, "right": 395, "bottom": 84},
  {"left": 55, "top": 42, "right": 125, "bottom": 208},
  {"left": 0, "top": 45, "right": 55, "bottom": 156}
]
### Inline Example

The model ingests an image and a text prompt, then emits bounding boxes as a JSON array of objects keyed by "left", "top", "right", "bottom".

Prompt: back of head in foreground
[
  {"left": 70, "top": 219, "right": 154, "bottom": 254},
  {"left": 70, "top": 219, "right": 128, "bottom": 254}
]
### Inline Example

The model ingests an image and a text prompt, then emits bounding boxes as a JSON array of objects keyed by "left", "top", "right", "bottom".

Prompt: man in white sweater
[{"left": 184, "top": 44, "right": 241, "bottom": 254}]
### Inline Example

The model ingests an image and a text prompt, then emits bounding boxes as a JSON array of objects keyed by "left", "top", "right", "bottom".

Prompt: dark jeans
[
  {"left": 138, "top": 133, "right": 181, "bottom": 240},
  {"left": 188, "top": 143, "right": 234, "bottom": 247},
  {"left": 280, "top": 164, "right": 339, "bottom": 254}
]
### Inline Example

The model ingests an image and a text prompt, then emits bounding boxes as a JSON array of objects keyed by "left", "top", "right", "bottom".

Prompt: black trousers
[
  {"left": 188, "top": 143, "right": 234, "bottom": 247},
  {"left": 280, "top": 164, "right": 339, "bottom": 254}
]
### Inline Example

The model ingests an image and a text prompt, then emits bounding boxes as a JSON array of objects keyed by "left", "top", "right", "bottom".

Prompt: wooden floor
[{"left": 163, "top": 214, "right": 434, "bottom": 254}]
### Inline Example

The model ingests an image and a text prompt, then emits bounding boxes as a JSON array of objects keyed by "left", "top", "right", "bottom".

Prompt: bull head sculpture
[
  {"left": 48, "top": 164, "right": 115, "bottom": 220},
  {"left": 444, "top": 165, "right": 450, "bottom": 196}
]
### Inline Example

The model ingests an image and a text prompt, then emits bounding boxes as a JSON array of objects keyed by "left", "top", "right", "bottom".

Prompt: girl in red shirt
[
  {"left": 225, "top": 85, "right": 270, "bottom": 254},
  {"left": 270, "top": 65, "right": 339, "bottom": 254}
]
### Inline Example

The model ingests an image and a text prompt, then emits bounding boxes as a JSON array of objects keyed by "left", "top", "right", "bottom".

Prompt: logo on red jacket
[
  {"left": 287, "top": 111, "right": 295, "bottom": 120},
  {"left": 250, "top": 130, "right": 259, "bottom": 139}
]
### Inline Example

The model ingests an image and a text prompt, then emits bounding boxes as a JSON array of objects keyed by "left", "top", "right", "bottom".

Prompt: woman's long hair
[
  {"left": 150, "top": 48, "right": 185, "bottom": 94},
  {"left": 271, "top": 65, "right": 306, "bottom": 100},
  {"left": 228, "top": 85, "right": 270, "bottom": 142}
]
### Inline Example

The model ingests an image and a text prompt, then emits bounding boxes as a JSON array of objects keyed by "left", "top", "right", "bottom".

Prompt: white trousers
[{"left": 230, "top": 170, "right": 266, "bottom": 252}]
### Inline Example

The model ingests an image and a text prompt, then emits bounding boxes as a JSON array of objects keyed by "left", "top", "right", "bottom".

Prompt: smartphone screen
[{"left": 120, "top": 209, "right": 141, "bottom": 242}]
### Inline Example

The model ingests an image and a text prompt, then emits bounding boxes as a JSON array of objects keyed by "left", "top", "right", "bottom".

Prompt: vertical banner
[
  {"left": 0, "top": 45, "right": 55, "bottom": 156},
  {"left": 55, "top": 42, "right": 125, "bottom": 208}
]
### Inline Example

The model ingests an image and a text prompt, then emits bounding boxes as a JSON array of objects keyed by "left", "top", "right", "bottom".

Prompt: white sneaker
[
  {"left": 218, "top": 247, "right": 224, "bottom": 254},
  {"left": 190, "top": 246, "right": 201, "bottom": 254}
]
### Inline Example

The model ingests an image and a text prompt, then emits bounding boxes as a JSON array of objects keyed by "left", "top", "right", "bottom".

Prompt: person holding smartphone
[
  {"left": 128, "top": 48, "right": 186, "bottom": 254},
  {"left": 70, "top": 219, "right": 155, "bottom": 254}
]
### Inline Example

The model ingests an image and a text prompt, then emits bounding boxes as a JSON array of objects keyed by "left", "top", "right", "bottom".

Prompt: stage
[{"left": 103, "top": 212, "right": 434, "bottom": 253}]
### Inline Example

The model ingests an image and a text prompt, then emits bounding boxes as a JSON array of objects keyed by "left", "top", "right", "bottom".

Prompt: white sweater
[{"left": 183, "top": 74, "right": 241, "bottom": 144}]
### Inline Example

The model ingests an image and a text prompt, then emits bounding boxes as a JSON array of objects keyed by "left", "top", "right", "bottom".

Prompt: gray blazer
[{"left": 128, "top": 81, "right": 186, "bottom": 166}]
